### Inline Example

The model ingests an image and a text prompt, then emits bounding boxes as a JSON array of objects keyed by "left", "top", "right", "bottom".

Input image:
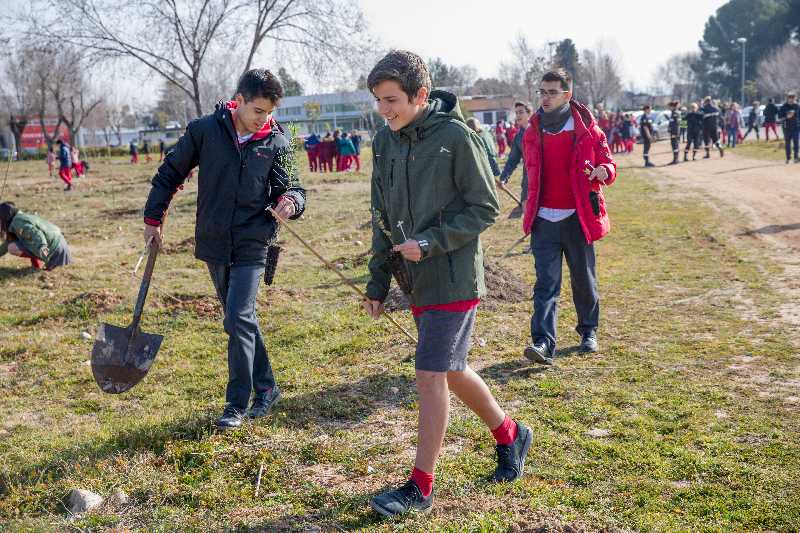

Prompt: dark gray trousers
[
  {"left": 208, "top": 263, "right": 276, "bottom": 411},
  {"left": 530, "top": 214, "right": 599, "bottom": 351}
]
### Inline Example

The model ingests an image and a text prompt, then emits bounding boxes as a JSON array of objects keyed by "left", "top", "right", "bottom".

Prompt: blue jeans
[
  {"left": 785, "top": 128, "right": 799, "bottom": 161},
  {"left": 530, "top": 214, "right": 599, "bottom": 351},
  {"left": 727, "top": 126, "right": 738, "bottom": 147},
  {"left": 208, "top": 263, "right": 276, "bottom": 411}
]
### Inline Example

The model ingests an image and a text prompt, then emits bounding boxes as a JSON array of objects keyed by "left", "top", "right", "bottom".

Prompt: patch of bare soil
[
  {"left": 160, "top": 294, "right": 220, "bottom": 319},
  {"left": 64, "top": 289, "right": 124, "bottom": 314},
  {"left": 164, "top": 236, "right": 195, "bottom": 254},
  {"left": 384, "top": 262, "right": 529, "bottom": 312},
  {"left": 101, "top": 206, "right": 142, "bottom": 218}
]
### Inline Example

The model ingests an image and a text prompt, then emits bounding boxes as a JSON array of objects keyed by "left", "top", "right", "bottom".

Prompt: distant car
[{"left": 165, "top": 121, "right": 182, "bottom": 129}]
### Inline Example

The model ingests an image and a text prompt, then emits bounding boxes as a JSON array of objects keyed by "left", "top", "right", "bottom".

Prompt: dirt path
[{"left": 618, "top": 146, "right": 800, "bottom": 328}]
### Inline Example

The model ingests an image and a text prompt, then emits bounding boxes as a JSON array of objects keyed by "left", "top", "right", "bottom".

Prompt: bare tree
[
  {"left": 0, "top": 48, "right": 36, "bottom": 157},
  {"left": 757, "top": 42, "right": 800, "bottom": 97},
  {"left": 17, "top": 0, "right": 371, "bottom": 118},
  {"left": 45, "top": 49, "right": 103, "bottom": 147},
  {"left": 508, "top": 33, "right": 547, "bottom": 103},
  {"left": 653, "top": 52, "right": 701, "bottom": 103},
  {"left": 580, "top": 47, "right": 622, "bottom": 108}
]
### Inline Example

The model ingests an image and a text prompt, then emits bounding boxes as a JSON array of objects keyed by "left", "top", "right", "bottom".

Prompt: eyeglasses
[{"left": 537, "top": 89, "right": 568, "bottom": 98}]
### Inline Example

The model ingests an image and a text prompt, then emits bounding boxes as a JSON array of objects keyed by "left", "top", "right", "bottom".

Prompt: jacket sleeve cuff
[{"left": 144, "top": 217, "right": 162, "bottom": 227}]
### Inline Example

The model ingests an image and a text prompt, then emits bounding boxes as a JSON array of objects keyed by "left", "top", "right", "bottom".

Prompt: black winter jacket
[{"left": 143, "top": 102, "right": 306, "bottom": 266}]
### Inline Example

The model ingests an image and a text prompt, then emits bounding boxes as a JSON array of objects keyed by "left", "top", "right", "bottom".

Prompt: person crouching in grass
[
  {"left": 362, "top": 50, "right": 532, "bottom": 518},
  {"left": 0, "top": 202, "right": 72, "bottom": 270}
]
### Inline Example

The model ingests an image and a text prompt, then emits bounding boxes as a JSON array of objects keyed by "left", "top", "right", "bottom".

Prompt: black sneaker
[
  {"left": 248, "top": 385, "right": 281, "bottom": 419},
  {"left": 524, "top": 341, "right": 553, "bottom": 365},
  {"left": 493, "top": 420, "right": 532, "bottom": 482},
  {"left": 370, "top": 480, "right": 433, "bottom": 517},
  {"left": 214, "top": 406, "right": 245, "bottom": 430},
  {"left": 579, "top": 333, "right": 599, "bottom": 353}
]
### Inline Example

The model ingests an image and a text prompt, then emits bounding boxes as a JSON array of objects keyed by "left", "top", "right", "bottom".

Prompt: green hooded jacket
[
  {"left": 0, "top": 212, "right": 64, "bottom": 263},
  {"left": 366, "top": 90, "right": 500, "bottom": 307}
]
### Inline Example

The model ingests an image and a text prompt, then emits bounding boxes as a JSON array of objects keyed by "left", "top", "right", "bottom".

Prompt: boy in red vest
[{"left": 521, "top": 69, "right": 616, "bottom": 365}]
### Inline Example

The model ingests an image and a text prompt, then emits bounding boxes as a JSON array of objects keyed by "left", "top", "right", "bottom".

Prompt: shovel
[{"left": 91, "top": 239, "right": 163, "bottom": 393}]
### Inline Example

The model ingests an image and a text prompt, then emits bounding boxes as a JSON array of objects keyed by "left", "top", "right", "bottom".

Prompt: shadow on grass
[
  {"left": 0, "top": 373, "right": 415, "bottom": 515},
  {"left": 480, "top": 346, "right": 588, "bottom": 384},
  {"left": 739, "top": 222, "right": 800, "bottom": 236},
  {"left": 272, "top": 373, "right": 415, "bottom": 431},
  {"left": 0, "top": 265, "right": 38, "bottom": 280}
]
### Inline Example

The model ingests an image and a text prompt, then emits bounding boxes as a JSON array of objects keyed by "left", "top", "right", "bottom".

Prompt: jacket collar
[
  {"left": 217, "top": 100, "right": 279, "bottom": 143},
  {"left": 529, "top": 99, "right": 596, "bottom": 139}
]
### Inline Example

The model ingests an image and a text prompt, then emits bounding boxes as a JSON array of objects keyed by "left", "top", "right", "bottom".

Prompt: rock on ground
[{"left": 67, "top": 489, "right": 104, "bottom": 514}]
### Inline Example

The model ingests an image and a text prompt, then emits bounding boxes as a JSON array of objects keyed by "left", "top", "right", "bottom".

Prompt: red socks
[
  {"left": 410, "top": 467, "right": 434, "bottom": 497},
  {"left": 492, "top": 415, "right": 518, "bottom": 446},
  {"left": 19, "top": 251, "right": 43, "bottom": 270}
]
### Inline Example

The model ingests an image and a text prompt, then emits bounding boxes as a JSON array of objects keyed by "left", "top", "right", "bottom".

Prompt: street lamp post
[{"left": 736, "top": 37, "right": 747, "bottom": 105}]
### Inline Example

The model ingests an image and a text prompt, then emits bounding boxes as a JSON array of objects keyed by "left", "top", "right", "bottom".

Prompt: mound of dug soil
[
  {"left": 64, "top": 289, "right": 124, "bottom": 316},
  {"left": 164, "top": 236, "right": 195, "bottom": 254},
  {"left": 384, "top": 262, "right": 529, "bottom": 312},
  {"left": 161, "top": 294, "right": 220, "bottom": 319}
]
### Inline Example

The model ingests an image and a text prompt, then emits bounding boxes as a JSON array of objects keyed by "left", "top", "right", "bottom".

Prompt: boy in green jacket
[
  {"left": 0, "top": 202, "right": 72, "bottom": 270},
  {"left": 362, "top": 50, "right": 531, "bottom": 517}
]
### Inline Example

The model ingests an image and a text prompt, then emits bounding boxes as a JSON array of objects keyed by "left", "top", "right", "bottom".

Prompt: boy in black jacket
[{"left": 142, "top": 69, "right": 306, "bottom": 429}]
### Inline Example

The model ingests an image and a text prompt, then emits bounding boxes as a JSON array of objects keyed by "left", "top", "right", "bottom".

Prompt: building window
[
  {"left": 483, "top": 112, "right": 493, "bottom": 124},
  {"left": 497, "top": 111, "right": 507, "bottom": 122}
]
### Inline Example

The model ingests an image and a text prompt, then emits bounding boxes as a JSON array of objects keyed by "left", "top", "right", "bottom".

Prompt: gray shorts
[
  {"left": 45, "top": 237, "right": 72, "bottom": 270},
  {"left": 413, "top": 307, "right": 476, "bottom": 372}
]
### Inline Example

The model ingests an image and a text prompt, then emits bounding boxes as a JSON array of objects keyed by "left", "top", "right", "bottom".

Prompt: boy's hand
[
  {"left": 144, "top": 224, "right": 162, "bottom": 249},
  {"left": 392, "top": 240, "right": 422, "bottom": 262},
  {"left": 273, "top": 197, "right": 296, "bottom": 221},
  {"left": 362, "top": 298, "right": 384, "bottom": 320}
]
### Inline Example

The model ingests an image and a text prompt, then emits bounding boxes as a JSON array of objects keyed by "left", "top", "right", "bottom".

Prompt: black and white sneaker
[
  {"left": 370, "top": 480, "right": 433, "bottom": 517},
  {"left": 214, "top": 406, "right": 245, "bottom": 430},
  {"left": 248, "top": 385, "right": 281, "bottom": 419},
  {"left": 492, "top": 420, "right": 532, "bottom": 482},
  {"left": 579, "top": 333, "right": 599, "bottom": 353},
  {"left": 524, "top": 341, "right": 554, "bottom": 365}
]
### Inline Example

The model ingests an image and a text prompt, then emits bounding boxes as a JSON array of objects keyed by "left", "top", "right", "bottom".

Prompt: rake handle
[
  {"left": 495, "top": 179, "right": 522, "bottom": 208},
  {"left": 267, "top": 207, "right": 417, "bottom": 345}
]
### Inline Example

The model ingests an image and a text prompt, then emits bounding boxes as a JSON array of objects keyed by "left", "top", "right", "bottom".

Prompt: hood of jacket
[{"left": 396, "top": 90, "right": 463, "bottom": 142}]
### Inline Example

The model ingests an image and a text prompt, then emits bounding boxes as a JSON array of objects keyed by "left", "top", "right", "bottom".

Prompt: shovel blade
[{"left": 91, "top": 323, "right": 163, "bottom": 394}]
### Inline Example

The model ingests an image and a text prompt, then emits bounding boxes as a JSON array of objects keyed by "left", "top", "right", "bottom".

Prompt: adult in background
[
  {"left": 303, "top": 132, "right": 321, "bottom": 172},
  {"left": 46, "top": 145, "right": 55, "bottom": 178},
  {"left": 319, "top": 132, "right": 335, "bottom": 172},
  {"left": 743, "top": 101, "right": 761, "bottom": 141},
  {"left": 639, "top": 104, "right": 655, "bottom": 167},
  {"left": 498, "top": 101, "right": 533, "bottom": 218},
  {"left": 726, "top": 103, "right": 743, "bottom": 148},
  {"left": 521, "top": 68, "right": 616, "bottom": 365},
  {"left": 701, "top": 96, "right": 724, "bottom": 159},
  {"left": 779, "top": 92, "right": 800, "bottom": 164},
  {"left": 0, "top": 202, "right": 72, "bottom": 270},
  {"left": 159, "top": 138, "right": 166, "bottom": 161},
  {"left": 466, "top": 117, "right": 501, "bottom": 177},
  {"left": 55, "top": 139, "right": 73, "bottom": 191},
  {"left": 667, "top": 101, "right": 681, "bottom": 165},
  {"left": 763, "top": 98, "right": 779, "bottom": 141},
  {"left": 142, "top": 68, "right": 306, "bottom": 429},
  {"left": 684, "top": 103, "right": 704, "bottom": 161}
]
